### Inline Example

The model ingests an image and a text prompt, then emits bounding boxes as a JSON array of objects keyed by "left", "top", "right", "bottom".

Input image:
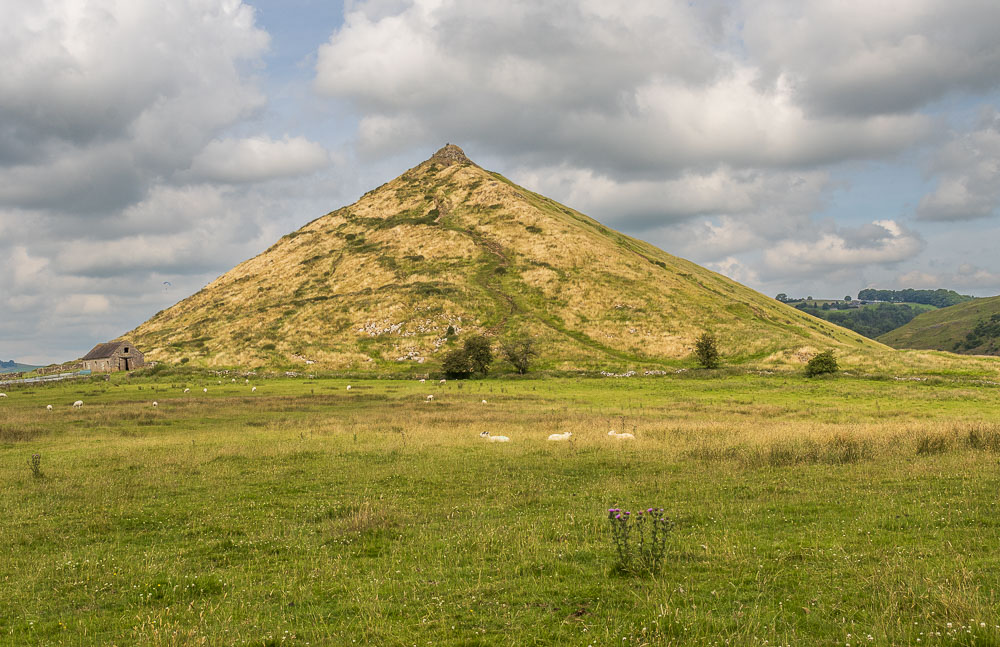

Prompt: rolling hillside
[
  {"left": 879, "top": 295, "right": 1000, "bottom": 355},
  {"left": 127, "top": 145, "right": 883, "bottom": 371}
]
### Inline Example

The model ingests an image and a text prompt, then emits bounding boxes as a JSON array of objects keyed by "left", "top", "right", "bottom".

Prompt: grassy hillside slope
[
  {"left": 879, "top": 295, "right": 1000, "bottom": 355},
  {"left": 128, "top": 145, "right": 883, "bottom": 371}
]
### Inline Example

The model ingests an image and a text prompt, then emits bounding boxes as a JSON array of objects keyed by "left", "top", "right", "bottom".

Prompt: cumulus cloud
[
  {"left": 188, "top": 136, "right": 330, "bottom": 183},
  {"left": 315, "top": 0, "right": 935, "bottom": 173},
  {"left": 741, "top": 0, "right": 1000, "bottom": 117},
  {"left": 917, "top": 107, "right": 1000, "bottom": 221},
  {"left": 897, "top": 263, "right": 1000, "bottom": 291},
  {"left": 762, "top": 220, "right": 925, "bottom": 277}
]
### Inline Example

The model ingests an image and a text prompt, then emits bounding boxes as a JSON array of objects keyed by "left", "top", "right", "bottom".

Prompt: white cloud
[
  {"left": 917, "top": 107, "right": 1000, "bottom": 221},
  {"left": 763, "top": 220, "right": 925, "bottom": 277},
  {"left": 741, "top": 0, "right": 1000, "bottom": 117},
  {"left": 315, "top": 0, "right": 935, "bottom": 174},
  {"left": 188, "top": 135, "right": 330, "bottom": 183}
]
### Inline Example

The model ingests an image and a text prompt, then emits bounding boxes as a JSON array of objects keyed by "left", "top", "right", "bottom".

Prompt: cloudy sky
[{"left": 3, "top": 0, "right": 1000, "bottom": 364}]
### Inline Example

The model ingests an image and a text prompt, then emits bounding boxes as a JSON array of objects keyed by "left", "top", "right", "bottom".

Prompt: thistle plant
[
  {"left": 29, "top": 453, "right": 42, "bottom": 478},
  {"left": 607, "top": 506, "right": 674, "bottom": 574}
]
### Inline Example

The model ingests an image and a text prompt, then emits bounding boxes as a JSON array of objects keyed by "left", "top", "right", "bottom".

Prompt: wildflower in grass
[{"left": 607, "top": 506, "right": 674, "bottom": 574}]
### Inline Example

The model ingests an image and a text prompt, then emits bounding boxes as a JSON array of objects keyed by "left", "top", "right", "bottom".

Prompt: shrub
[
  {"left": 501, "top": 336, "right": 538, "bottom": 375},
  {"left": 463, "top": 335, "right": 493, "bottom": 375},
  {"left": 441, "top": 348, "right": 472, "bottom": 379},
  {"left": 693, "top": 332, "right": 721, "bottom": 369},
  {"left": 607, "top": 507, "right": 674, "bottom": 574},
  {"left": 805, "top": 350, "right": 838, "bottom": 377}
]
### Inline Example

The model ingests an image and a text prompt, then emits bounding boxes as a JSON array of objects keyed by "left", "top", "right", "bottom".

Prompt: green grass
[
  {"left": 880, "top": 295, "right": 1000, "bottom": 355},
  {"left": 3, "top": 372, "right": 1000, "bottom": 645}
]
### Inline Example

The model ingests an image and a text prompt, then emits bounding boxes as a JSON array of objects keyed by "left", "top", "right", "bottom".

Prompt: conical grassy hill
[{"left": 128, "top": 145, "right": 882, "bottom": 371}]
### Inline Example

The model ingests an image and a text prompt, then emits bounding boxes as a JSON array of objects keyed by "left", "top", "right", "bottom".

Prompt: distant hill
[
  {"left": 0, "top": 361, "right": 41, "bottom": 374},
  {"left": 878, "top": 295, "right": 1000, "bottom": 355},
  {"left": 127, "top": 144, "right": 885, "bottom": 372}
]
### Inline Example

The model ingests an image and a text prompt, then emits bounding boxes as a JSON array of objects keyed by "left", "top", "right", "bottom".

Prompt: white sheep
[
  {"left": 480, "top": 431, "right": 510, "bottom": 443},
  {"left": 46, "top": 404, "right": 53, "bottom": 411},
  {"left": 72, "top": 400, "right": 83, "bottom": 408},
  {"left": 547, "top": 432, "right": 572, "bottom": 441},
  {"left": 419, "top": 379, "right": 426, "bottom": 383},
  {"left": 346, "top": 385, "right": 352, "bottom": 390},
  {"left": 231, "top": 378, "right": 236, "bottom": 383},
  {"left": 251, "top": 386, "right": 257, "bottom": 392},
  {"left": 245, "top": 379, "right": 250, "bottom": 384},
  {"left": 203, "top": 388, "right": 208, "bottom": 393},
  {"left": 0, "top": 393, "right": 6, "bottom": 398},
  {"left": 152, "top": 401, "right": 158, "bottom": 408},
  {"left": 426, "top": 394, "right": 434, "bottom": 401},
  {"left": 183, "top": 388, "right": 190, "bottom": 393},
  {"left": 608, "top": 430, "right": 635, "bottom": 440},
  {"left": 439, "top": 379, "right": 446, "bottom": 384}
]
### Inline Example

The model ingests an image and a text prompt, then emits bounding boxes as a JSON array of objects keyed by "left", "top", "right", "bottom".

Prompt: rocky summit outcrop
[{"left": 128, "top": 145, "right": 883, "bottom": 371}]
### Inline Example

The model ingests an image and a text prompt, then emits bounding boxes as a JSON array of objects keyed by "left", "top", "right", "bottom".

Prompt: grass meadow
[{"left": 2, "top": 371, "right": 1000, "bottom": 646}]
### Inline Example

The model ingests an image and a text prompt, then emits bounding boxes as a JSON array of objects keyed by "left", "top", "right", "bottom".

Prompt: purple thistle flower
[{"left": 615, "top": 514, "right": 622, "bottom": 520}]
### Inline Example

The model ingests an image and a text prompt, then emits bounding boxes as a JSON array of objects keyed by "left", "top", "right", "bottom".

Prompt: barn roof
[{"left": 81, "top": 341, "right": 128, "bottom": 360}]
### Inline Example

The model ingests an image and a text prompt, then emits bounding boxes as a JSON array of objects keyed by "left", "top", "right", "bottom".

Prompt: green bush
[
  {"left": 694, "top": 332, "right": 721, "bottom": 369},
  {"left": 805, "top": 350, "right": 838, "bottom": 377},
  {"left": 442, "top": 348, "right": 472, "bottom": 379}
]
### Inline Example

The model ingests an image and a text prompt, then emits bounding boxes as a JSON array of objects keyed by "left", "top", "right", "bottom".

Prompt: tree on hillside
[
  {"left": 501, "top": 335, "right": 538, "bottom": 375},
  {"left": 442, "top": 348, "right": 472, "bottom": 379},
  {"left": 694, "top": 332, "right": 721, "bottom": 369},
  {"left": 805, "top": 350, "right": 838, "bottom": 377},
  {"left": 775, "top": 293, "right": 788, "bottom": 303},
  {"left": 845, "top": 296, "right": 852, "bottom": 302},
  {"left": 463, "top": 335, "right": 493, "bottom": 375}
]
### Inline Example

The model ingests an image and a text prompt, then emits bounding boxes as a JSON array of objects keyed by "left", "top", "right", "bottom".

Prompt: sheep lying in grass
[
  {"left": 608, "top": 430, "right": 635, "bottom": 440},
  {"left": 480, "top": 431, "right": 510, "bottom": 443},
  {"left": 481, "top": 399, "right": 488, "bottom": 404},
  {"left": 547, "top": 432, "right": 572, "bottom": 441},
  {"left": 72, "top": 400, "right": 83, "bottom": 408}
]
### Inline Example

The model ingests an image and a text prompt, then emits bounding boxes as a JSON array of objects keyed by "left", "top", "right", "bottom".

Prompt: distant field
[{"left": 3, "top": 370, "right": 1000, "bottom": 645}]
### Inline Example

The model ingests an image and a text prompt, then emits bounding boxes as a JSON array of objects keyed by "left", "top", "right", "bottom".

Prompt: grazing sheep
[
  {"left": 419, "top": 379, "right": 426, "bottom": 383},
  {"left": 245, "top": 379, "right": 250, "bottom": 384},
  {"left": 203, "top": 388, "right": 208, "bottom": 393},
  {"left": 183, "top": 388, "right": 190, "bottom": 393},
  {"left": 72, "top": 400, "right": 83, "bottom": 408},
  {"left": 480, "top": 431, "right": 510, "bottom": 443},
  {"left": 0, "top": 393, "right": 6, "bottom": 398},
  {"left": 251, "top": 386, "right": 257, "bottom": 392},
  {"left": 439, "top": 379, "right": 446, "bottom": 384},
  {"left": 481, "top": 399, "right": 488, "bottom": 404},
  {"left": 547, "top": 432, "right": 572, "bottom": 442},
  {"left": 152, "top": 401, "right": 158, "bottom": 408},
  {"left": 231, "top": 378, "right": 236, "bottom": 383},
  {"left": 346, "top": 385, "right": 352, "bottom": 390},
  {"left": 426, "top": 394, "right": 434, "bottom": 401},
  {"left": 608, "top": 430, "right": 635, "bottom": 440},
  {"left": 46, "top": 405, "right": 53, "bottom": 411}
]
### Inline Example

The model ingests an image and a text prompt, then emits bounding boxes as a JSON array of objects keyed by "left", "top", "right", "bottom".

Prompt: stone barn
[{"left": 81, "top": 340, "right": 145, "bottom": 373}]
